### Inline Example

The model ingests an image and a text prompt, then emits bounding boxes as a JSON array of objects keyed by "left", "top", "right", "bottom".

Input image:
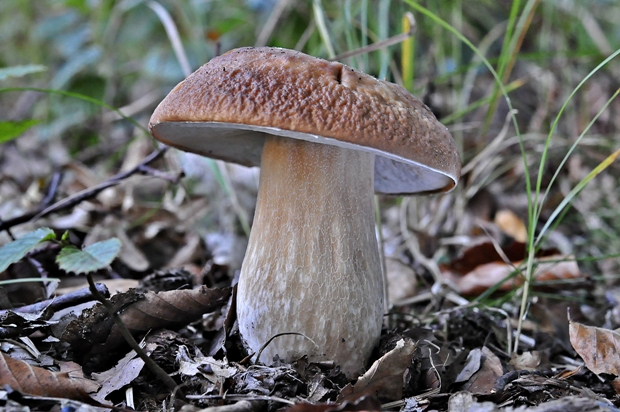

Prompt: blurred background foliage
[
  {"left": 1, "top": 0, "right": 619, "bottom": 281},
  {"left": 2, "top": 0, "right": 618, "bottom": 147}
]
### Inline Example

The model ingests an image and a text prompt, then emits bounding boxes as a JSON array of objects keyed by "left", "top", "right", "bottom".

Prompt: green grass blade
[
  {"left": 0, "top": 87, "right": 149, "bottom": 133},
  {"left": 534, "top": 50, "right": 620, "bottom": 222},
  {"left": 497, "top": 0, "right": 522, "bottom": 77},
  {"left": 404, "top": 1, "right": 526, "bottom": 192},
  {"left": 378, "top": 0, "right": 391, "bottom": 80},
  {"left": 148, "top": 1, "right": 192, "bottom": 76},
  {"left": 0, "top": 65, "right": 47, "bottom": 81},
  {"left": 483, "top": 0, "right": 540, "bottom": 136},
  {"left": 442, "top": 78, "right": 526, "bottom": 125},
  {"left": 537, "top": 86, "right": 620, "bottom": 236},
  {"left": 536, "top": 148, "right": 620, "bottom": 244},
  {"left": 0, "top": 120, "right": 40, "bottom": 144},
  {"left": 401, "top": 13, "right": 414, "bottom": 90},
  {"left": 360, "top": 0, "right": 369, "bottom": 71},
  {"left": 313, "top": 0, "right": 336, "bottom": 59}
]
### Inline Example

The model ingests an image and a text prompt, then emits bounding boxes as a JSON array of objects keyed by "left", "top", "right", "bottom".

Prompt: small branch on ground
[
  {"left": 25, "top": 256, "right": 55, "bottom": 298},
  {"left": 85, "top": 272, "right": 185, "bottom": 399},
  {"left": 0, "top": 147, "right": 172, "bottom": 234},
  {"left": 41, "top": 171, "right": 64, "bottom": 209},
  {"left": 0, "top": 283, "right": 110, "bottom": 316}
]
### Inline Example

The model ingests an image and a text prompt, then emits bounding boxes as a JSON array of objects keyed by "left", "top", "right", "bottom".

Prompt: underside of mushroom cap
[{"left": 149, "top": 46, "right": 461, "bottom": 195}]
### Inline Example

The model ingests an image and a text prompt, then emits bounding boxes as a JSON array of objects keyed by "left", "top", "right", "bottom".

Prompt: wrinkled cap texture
[{"left": 149, "top": 46, "right": 461, "bottom": 194}]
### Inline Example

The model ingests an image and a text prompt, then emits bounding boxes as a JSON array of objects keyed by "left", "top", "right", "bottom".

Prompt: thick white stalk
[{"left": 237, "top": 136, "right": 384, "bottom": 377}]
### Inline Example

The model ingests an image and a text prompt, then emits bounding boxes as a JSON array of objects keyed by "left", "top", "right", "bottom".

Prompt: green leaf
[
  {"left": 0, "top": 65, "right": 47, "bottom": 81},
  {"left": 60, "top": 230, "right": 70, "bottom": 245},
  {"left": 0, "top": 120, "right": 40, "bottom": 144},
  {"left": 0, "top": 228, "right": 56, "bottom": 273},
  {"left": 56, "top": 238, "right": 122, "bottom": 274}
]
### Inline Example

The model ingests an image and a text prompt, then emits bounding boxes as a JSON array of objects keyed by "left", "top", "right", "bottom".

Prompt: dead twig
[
  {"left": 185, "top": 393, "right": 294, "bottom": 406},
  {"left": 0, "top": 171, "right": 63, "bottom": 239},
  {"left": 242, "top": 332, "right": 318, "bottom": 365},
  {"left": 329, "top": 12, "right": 416, "bottom": 62},
  {"left": 85, "top": 273, "right": 185, "bottom": 399},
  {"left": 0, "top": 283, "right": 109, "bottom": 316},
  {"left": 41, "top": 171, "right": 63, "bottom": 209},
  {"left": 25, "top": 256, "right": 55, "bottom": 299},
  {"left": 0, "top": 147, "right": 170, "bottom": 233}
]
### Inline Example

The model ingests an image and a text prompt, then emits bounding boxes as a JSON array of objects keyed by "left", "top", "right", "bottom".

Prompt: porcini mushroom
[{"left": 149, "top": 47, "right": 460, "bottom": 377}]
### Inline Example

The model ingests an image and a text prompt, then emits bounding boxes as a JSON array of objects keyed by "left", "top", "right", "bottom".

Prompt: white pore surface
[{"left": 152, "top": 122, "right": 455, "bottom": 194}]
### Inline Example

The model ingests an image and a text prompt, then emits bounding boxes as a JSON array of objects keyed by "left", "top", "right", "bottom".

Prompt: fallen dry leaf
[
  {"left": 458, "top": 347, "right": 504, "bottom": 394},
  {"left": 569, "top": 318, "right": 620, "bottom": 377},
  {"left": 0, "top": 353, "right": 101, "bottom": 404},
  {"left": 441, "top": 241, "right": 586, "bottom": 296},
  {"left": 115, "top": 285, "right": 231, "bottom": 332},
  {"left": 448, "top": 392, "right": 498, "bottom": 412},
  {"left": 442, "top": 241, "right": 528, "bottom": 275},
  {"left": 455, "top": 347, "right": 483, "bottom": 383},
  {"left": 494, "top": 209, "right": 527, "bottom": 242},
  {"left": 444, "top": 255, "right": 582, "bottom": 296},
  {"left": 0, "top": 309, "right": 58, "bottom": 339},
  {"left": 234, "top": 365, "right": 301, "bottom": 398},
  {"left": 510, "top": 351, "right": 542, "bottom": 371},
  {"left": 285, "top": 396, "right": 381, "bottom": 412},
  {"left": 177, "top": 349, "right": 237, "bottom": 384},
  {"left": 62, "top": 286, "right": 231, "bottom": 357},
  {"left": 55, "top": 278, "right": 139, "bottom": 296},
  {"left": 90, "top": 344, "right": 155, "bottom": 403},
  {"left": 338, "top": 338, "right": 416, "bottom": 402}
]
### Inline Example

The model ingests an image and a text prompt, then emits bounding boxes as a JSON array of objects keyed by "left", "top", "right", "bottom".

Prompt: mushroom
[{"left": 149, "top": 47, "right": 460, "bottom": 377}]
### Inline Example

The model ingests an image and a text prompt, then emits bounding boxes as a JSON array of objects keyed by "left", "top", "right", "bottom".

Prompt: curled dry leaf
[
  {"left": 0, "top": 309, "right": 57, "bottom": 339},
  {"left": 62, "top": 286, "right": 231, "bottom": 355},
  {"left": 454, "top": 347, "right": 483, "bottom": 383},
  {"left": 338, "top": 338, "right": 416, "bottom": 402},
  {"left": 457, "top": 347, "right": 504, "bottom": 395},
  {"left": 509, "top": 350, "right": 543, "bottom": 371},
  {"left": 442, "top": 240, "right": 583, "bottom": 295},
  {"left": 116, "top": 285, "right": 231, "bottom": 332},
  {"left": 90, "top": 344, "right": 156, "bottom": 403},
  {"left": 177, "top": 346, "right": 237, "bottom": 384},
  {"left": 509, "top": 351, "right": 542, "bottom": 371},
  {"left": 494, "top": 209, "right": 527, "bottom": 242},
  {"left": 0, "top": 353, "right": 101, "bottom": 404},
  {"left": 448, "top": 257, "right": 581, "bottom": 295},
  {"left": 569, "top": 318, "right": 620, "bottom": 378}
]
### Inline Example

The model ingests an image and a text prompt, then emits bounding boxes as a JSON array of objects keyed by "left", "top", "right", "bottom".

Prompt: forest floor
[{"left": 1, "top": 1, "right": 620, "bottom": 411}]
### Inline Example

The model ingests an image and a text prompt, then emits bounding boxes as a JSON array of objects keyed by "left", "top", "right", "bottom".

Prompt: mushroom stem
[{"left": 237, "top": 136, "right": 384, "bottom": 377}]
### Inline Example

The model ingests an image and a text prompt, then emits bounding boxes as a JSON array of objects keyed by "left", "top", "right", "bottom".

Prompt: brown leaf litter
[
  {"left": 0, "top": 352, "right": 103, "bottom": 406},
  {"left": 61, "top": 286, "right": 231, "bottom": 362},
  {"left": 569, "top": 314, "right": 620, "bottom": 394},
  {"left": 441, "top": 241, "right": 586, "bottom": 296}
]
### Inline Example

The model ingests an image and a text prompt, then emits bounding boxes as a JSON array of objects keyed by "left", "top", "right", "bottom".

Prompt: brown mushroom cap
[{"left": 149, "top": 46, "right": 460, "bottom": 194}]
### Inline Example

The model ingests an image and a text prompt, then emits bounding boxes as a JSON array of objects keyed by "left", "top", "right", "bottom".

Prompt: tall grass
[{"left": 404, "top": 0, "right": 620, "bottom": 350}]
